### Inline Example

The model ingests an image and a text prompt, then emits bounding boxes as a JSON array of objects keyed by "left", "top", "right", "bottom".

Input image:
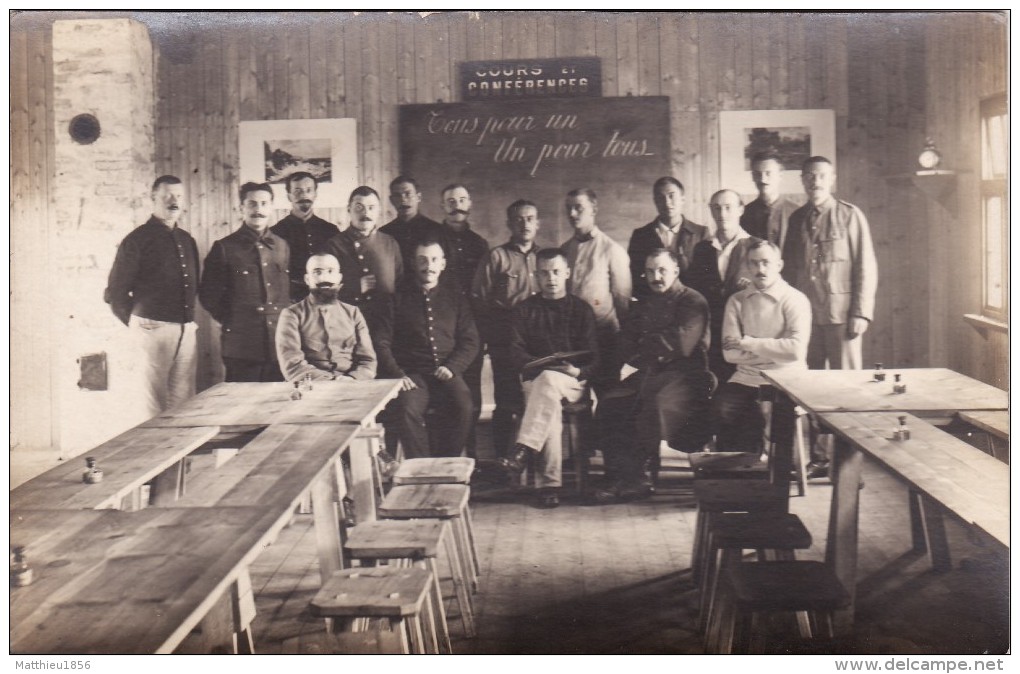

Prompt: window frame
[{"left": 979, "top": 93, "right": 1007, "bottom": 323}]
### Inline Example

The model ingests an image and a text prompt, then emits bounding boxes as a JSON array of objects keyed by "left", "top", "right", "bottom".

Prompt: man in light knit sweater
[{"left": 712, "top": 239, "right": 811, "bottom": 453}]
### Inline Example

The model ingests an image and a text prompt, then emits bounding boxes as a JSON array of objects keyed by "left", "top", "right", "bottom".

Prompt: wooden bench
[
  {"left": 9, "top": 426, "right": 220, "bottom": 511},
  {"left": 958, "top": 410, "right": 1009, "bottom": 463},
  {"left": 817, "top": 411, "right": 1009, "bottom": 631}
]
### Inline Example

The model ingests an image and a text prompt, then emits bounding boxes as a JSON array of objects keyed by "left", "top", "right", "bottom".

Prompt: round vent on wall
[{"left": 69, "top": 114, "right": 101, "bottom": 145}]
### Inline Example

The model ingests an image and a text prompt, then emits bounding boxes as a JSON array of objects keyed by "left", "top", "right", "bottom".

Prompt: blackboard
[{"left": 398, "top": 97, "right": 671, "bottom": 250}]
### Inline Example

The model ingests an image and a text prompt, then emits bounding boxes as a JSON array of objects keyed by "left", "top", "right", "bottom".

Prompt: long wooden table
[
  {"left": 10, "top": 507, "right": 280, "bottom": 654},
  {"left": 763, "top": 367, "right": 1009, "bottom": 633},
  {"left": 10, "top": 426, "right": 220, "bottom": 511},
  {"left": 140, "top": 380, "right": 401, "bottom": 429}
]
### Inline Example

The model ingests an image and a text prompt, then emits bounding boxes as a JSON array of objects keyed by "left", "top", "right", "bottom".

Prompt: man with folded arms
[
  {"left": 374, "top": 241, "right": 479, "bottom": 458},
  {"left": 713, "top": 239, "right": 811, "bottom": 454},
  {"left": 275, "top": 252, "right": 376, "bottom": 382},
  {"left": 497, "top": 249, "right": 599, "bottom": 509}
]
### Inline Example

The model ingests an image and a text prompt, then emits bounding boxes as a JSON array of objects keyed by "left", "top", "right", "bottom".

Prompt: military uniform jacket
[
  {"left": 199, "top": 225, "right": 291, "bottom": 361},
  {"left": 628, "top": 217, "right": 710, "bottom": 298},
  {"left": 270, "top": 212, "right": 340, "bottom": 301}
]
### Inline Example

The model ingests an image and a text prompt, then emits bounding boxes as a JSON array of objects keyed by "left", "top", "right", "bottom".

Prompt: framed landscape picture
[
  {"left": 719, "top": 109, "right": 836, "bottom": 198},
  {"left": 238, "top": 118, "right": 358, "bottom": 208}
]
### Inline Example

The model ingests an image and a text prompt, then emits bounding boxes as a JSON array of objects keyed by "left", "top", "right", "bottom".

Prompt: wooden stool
[
  {"left": 344, "top": 519, "right": 476, "bottom": 646},
  {"left": 689, "top": 451, "right": 769, "bottom": 480},
  {"left": 699, "top": 513, "right": 812, "bottom": 645},
  {"left": 311, "top": 567, "right": 437, "bottom": 654},
  {"left": 379, "top": 484, "right": 480, "bottom": 593},
  {"left": 714, "top": 561, "right": 850, "bottom": 654},
  {"left": 392, "top": 457, "right": 476, "bottom": 486}
]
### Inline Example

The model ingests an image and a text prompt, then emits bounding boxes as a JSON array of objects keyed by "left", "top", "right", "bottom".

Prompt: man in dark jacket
[
  {"left": 199, "top": 181, "right": 290, "bottom": 382},
  {"left": 104, "top": 175, "right": 199, "bottom": 415},
  {"left": 497, "top": 249, "right": 599, "bottom": 509},
  {"left": 627, "top": 177, "right": 710, "bottom": 299},
  {"left": 375, "top": 240, "right": 480, "bottom": 458},
  {"left": 380, "top": 175, "right": 446, "bottom": 270},
  {"left": 270, "top": 171, "right": 339, "bottom": 302}
]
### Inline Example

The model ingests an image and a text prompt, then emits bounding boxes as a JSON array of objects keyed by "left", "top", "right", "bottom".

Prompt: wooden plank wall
[
  {"left": 924, "top": 12, "right": 1009, "bottom": 389},
  {"left": 10, "top": 22, "right": 56, "bottom": 451},
  {"left": 11, "top": 12, "right": 1006, "bottom": 399}
]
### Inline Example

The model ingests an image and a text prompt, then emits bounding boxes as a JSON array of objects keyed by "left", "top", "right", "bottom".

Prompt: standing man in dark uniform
[
  {"left": 380, "top": 175, "right": 445, "bottom": 270},
  {"left": 740, "top": 151, "right": 800, "bottom": 250},
  {"left": 628, "top": 177, "right": 710, "bottom": 299},
  {"left": 323, "top": 186, "right": 404, "bottom": 333},
  {"left": 104, "top": 175, "right": 199, "bottom": 416},
  {"left": 471, "top": 199, "right": 542, "bottom": 458},
  {"left": 199, "top": 181, "right": 290, "bottom": 382},
  {"left": 684, "top": 189, "right": 757, "bottom": 383},
  {"left": 270, "top": 171, "right": 339, "bottom": 302},
  {"left": 375, "top": 240, "right": 480, "bottom": 459},
  {"left": 437, "top": 183, "right": 491, "bottom": 456}
]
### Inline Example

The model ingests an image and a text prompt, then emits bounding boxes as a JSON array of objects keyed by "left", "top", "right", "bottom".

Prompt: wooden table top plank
[
  {"left": 140, "top": 380, "right": 402, "bottom": 429},
  {"left": 958, "top": 410, "right": 1009, "bottom": 441},
  {"left": 9, "top": 426, "right": 221, "bottom": 511},
  {"left": 10, "top": 507, "right": 280, "bottom": 654},
  {"left": 765, "top": 368, "right": 1007, "bottom": 416},
  {"left": 819, "top": 412, "right": 1009, "bottom": 548},
  {"left": 173, "top": 424, "right": 360, "bottom": 511}
]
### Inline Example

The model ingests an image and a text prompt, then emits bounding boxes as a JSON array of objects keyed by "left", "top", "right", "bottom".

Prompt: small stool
[
  {"left": 699, "top": 512, "right": 812, "bottom": 644},
  {"left": 344, "top": 519, "right": 476, "bottom": 645},
  {"left": 379, "top": 484, "right": 480, "bottom": 593},
  {"left": 689, "top": 451, "right": 769, "bottom": 480},
  {"left": 690, "top": 480, "right": 789, "bottom": 586},
  {"left": 715, "top": 561, "right": 850, "bottom": 653},
  {"left": 392, "top": 457, "right": 476, "bottom": 486},
  {"left": 311, "top": 567, "right": 437, "bottom": 654}
]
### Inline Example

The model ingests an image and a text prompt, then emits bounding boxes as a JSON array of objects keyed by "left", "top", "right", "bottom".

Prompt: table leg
[
  {"left": 149, "top": 460, "right": 185, "bottom": 506},
  {"left": 311, "top": 473, "right": 343, "bottom": 584},
  {"left": 825, "top": 435, "right": 862, "bottom": 635},
  {"left": 349, "top": 426, "right": 378, "bottom": 524}
]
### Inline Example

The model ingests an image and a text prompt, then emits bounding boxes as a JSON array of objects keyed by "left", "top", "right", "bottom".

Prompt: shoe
[
  {"left": 534, "top": 491, "right": 560, "bottom": 509},
  {"left": 593, "top": 483, "right": 621, "bottom": 504},
  {"left": 806, "top": 461, "right": 830, "bottom": 480},
  {"left": 376, "top": 450, "right": 400, "bottom": 480},
  {"left": 617, "top": 481, "right": 654, "bottom": 502},
  {"left": 497, "top": 443, "right": 533, "bottom": 475}
]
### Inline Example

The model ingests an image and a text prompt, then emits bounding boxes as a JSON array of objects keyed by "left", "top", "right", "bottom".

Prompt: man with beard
[
  {"left": 199, "top": 182, "right": 290, "bottom": 382},
  {"left": 323, "top": 186, "right": 403, "bottom": 332},
  {"left": 471, "top": 199, "right": 542, "bottom": 458},
  {"left": 374, "top": 241, "right": 479, "bottom": 458},
  {"left": 437, "top": 183, "right": 490, "bottom": 456},
  {"left": 380, "top": 175, "right": 446, "bottom": 270},
  {"left": 684, "top": 189, "right": 758, "bottom": 383},
  {"left": 276, "top": 253, "right": 377, "bottom": 381},
  {"left": 271, "top": 172, "right": 339, "bottom": 302},
  {"left": 104, "top": 175, "right": 199, "bottom": 416}
]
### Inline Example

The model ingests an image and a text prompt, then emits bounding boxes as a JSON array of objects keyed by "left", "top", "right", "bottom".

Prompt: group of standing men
[{"left": 106, "top": 150, "right": 876, "bottom": 507}]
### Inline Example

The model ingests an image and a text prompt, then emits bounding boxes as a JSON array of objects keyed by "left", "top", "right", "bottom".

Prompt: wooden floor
[{"left": 246, "top": 437, "right": 1009, "bottom": 655}]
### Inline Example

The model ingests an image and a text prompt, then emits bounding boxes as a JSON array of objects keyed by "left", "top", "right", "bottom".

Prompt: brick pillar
[{"left": 51, "top": 18, "right": 155, "bottom": 456}]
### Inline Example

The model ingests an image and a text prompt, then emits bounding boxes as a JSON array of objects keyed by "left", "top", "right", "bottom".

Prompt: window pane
[{"left": 984, "top": 196, "right": 1004, "bottom": 311}]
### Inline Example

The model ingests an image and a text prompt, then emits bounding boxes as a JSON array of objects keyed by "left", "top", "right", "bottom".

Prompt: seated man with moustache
[
  {"left": 275, "top": 253, "right": 377, "bottom": 382},
  {"left": 374, "top": 240, "right": 480, "bottom": 459},
  {"left": 497, "top": 248, "right": 600, "bottom": 509}
]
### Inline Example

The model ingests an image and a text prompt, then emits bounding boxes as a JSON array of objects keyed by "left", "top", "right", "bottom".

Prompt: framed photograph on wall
[
  {"left": 238, "top": 118, "right": 359, "bottom": 208},
  {"left": 719, "top": 109, "right": 836, "bottom": 198}
]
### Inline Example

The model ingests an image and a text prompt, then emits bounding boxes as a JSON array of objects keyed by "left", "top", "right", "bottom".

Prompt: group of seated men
[{"left": 106, "top": 150, "right": 877, "bottom": 509}]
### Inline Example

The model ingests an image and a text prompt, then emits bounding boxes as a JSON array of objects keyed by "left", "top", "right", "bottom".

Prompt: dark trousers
[
  {"left": 711, "top": 382, "right": 766, "bottom": 453},
  {"left": 393, "top": 372, "right": 473, "bottom": 459},
  {"left": 223, "top": 357, "right": 283, "bottom": 383},
  {"left": 462, "top": 352, "right": 484, "bottom": 458},
  {"left": 488, "top": 344, "right": 523, "bottom": 458}
]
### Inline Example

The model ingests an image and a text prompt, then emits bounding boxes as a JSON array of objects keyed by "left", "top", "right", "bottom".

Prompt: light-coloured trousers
[
  {"left": 130, "top": 315, "right": 198, "bottom": 417},
  {"left": 516, "top": 370, "right": 587, "bottom": 489}
]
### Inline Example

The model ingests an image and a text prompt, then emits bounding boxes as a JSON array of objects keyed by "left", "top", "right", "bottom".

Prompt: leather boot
[{"left": 497, "top": 443, "right": 533, "bottom": 475}]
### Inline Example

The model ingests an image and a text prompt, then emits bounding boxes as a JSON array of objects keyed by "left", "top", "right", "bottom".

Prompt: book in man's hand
[{"left": 521, "top": 350, "right": 594, "bottom": 375}]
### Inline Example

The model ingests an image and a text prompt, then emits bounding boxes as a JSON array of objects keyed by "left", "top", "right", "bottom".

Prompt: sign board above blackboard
[
  {"left": 460, "top": 57, "right": 602, "bottom": 100},
  {"left": 398, "top": 96, "right": 670, "bottom": 249}
]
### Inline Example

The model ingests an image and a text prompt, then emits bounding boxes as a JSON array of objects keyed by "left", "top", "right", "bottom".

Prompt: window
[{"left": 980, "top": 93, "right": 1007, "bottom": 321}]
